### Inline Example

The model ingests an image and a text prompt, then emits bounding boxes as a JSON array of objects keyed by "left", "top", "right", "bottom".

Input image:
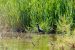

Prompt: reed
[{"left": 0, "top": 0, "right": 75, "bottom": 34}]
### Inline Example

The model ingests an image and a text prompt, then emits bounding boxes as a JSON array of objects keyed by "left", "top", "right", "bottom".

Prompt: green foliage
[
  {"left": 0, "top": 0, "right": 75, "bottom": 33},
  {"left": 57, "top": 15, "right": 73, "bottom": 34}
]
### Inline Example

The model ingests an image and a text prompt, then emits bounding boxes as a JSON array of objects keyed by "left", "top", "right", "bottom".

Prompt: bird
[{"left": 36, "top": 24, "right": 45, "bottom": 34}]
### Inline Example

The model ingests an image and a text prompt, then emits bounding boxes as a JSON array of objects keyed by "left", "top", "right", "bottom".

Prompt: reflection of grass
[
  {"left": 0, "top": 39, "right": 31, "bottom": 50},
  {"left": 32, "top": 35, "right": 49, "bottom": 50},
  {"left": 0, "top": 34, "right": 75, "bottom": 50},
  {"left": 0, "top": 34, "right": 50, "bottom": 50}
]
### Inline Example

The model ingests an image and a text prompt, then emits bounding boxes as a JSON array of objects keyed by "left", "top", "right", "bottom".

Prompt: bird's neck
[{"left": 37, "top": 25, "right": 40, "bottom": 30}]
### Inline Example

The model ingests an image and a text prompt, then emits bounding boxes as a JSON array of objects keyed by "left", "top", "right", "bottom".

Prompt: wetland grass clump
[{"left": 0, "top": 0, "right": 75, "bottom": 34}]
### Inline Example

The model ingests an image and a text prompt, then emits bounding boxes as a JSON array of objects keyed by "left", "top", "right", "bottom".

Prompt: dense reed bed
[{"left": 0, "top": 0, "right": 75, "bottom": 34}]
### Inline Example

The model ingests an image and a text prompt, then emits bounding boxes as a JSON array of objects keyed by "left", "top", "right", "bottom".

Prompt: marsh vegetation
[{"left": 0, "top": 0, "right": 75, "bottom": 50}]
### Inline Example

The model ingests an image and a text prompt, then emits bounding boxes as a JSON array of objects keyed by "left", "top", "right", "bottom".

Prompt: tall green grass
[{"left": 0, "top": 0, "right": 75, "bottom": 34}]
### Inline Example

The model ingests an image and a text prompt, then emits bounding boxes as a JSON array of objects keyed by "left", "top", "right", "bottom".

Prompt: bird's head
[
  {"left": 36, "top": 23, "right": 39, "bottom": 27},
  {"left": 36, "top": 23, "right": 38, "bottom": 25}
]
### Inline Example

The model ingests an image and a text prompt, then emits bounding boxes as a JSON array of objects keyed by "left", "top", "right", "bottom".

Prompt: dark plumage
[{"left": 36, "top": 24, "right": 45, "bottom": 34}]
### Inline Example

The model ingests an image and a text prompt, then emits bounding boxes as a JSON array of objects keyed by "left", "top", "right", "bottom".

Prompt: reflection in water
[
  {"left": 49, "top": 34, "right": 57, "bottom": 50},
  {"left": 50, "top": 34, "right": 57, "bottom": 41}
]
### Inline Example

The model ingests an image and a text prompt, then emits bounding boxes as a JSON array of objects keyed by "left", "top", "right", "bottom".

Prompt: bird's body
[{"left": 36, "top": 24, "right": 45, "bottom": 34}]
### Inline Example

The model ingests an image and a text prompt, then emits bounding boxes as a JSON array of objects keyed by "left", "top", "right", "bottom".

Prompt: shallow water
[{"left": 0, "top": 33, "right": 74, "bottom": 50}]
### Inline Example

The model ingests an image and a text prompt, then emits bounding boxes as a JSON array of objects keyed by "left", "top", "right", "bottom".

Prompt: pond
[{"left": 0, "top": 33, "right": 75, "bottom": 50}]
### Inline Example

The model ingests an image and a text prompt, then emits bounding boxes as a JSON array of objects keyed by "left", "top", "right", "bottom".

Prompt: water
[{"left": 0, "top": 33, "right": 74, "bottom": 50}]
